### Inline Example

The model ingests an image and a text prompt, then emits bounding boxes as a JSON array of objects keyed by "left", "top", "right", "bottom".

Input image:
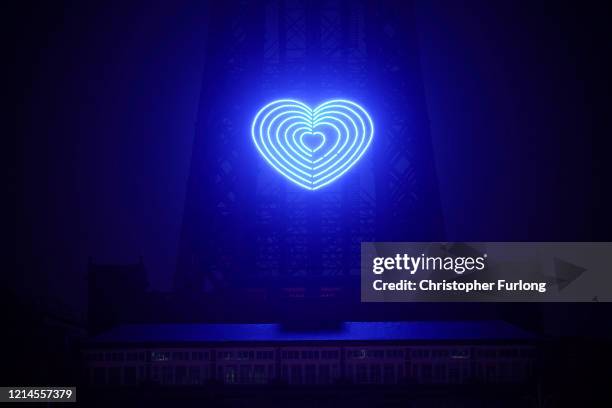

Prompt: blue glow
[
  {"left": 92, "top": 321, "right": 535, "bottom": 343},
  {"left": 252, "top": 99, "right": 374, "bottom": 190}
]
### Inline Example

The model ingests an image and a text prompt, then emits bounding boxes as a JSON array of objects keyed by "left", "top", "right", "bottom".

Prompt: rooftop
[{"left": 90, "top": 320, "right": 535, "bottom": 345}]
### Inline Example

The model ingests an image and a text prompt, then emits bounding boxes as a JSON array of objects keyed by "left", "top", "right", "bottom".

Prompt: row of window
[
  {"left": 87, "top": 348, "right": 533, "bottom": 364},
  {"left": 346, "top": 349, "right": 404, "bottom": 359},
  {"left": 410, "top": 348, "right": 533, "bottom": 359},
  {"left": 87, "top": 352, "right": 147, "bottom": 362},
  {"left": 473, "top": 349, "right": 533, "bottom": 359},
  {"left": 218, "top": 350, "right": 275, "bottom": 361},
  {"left": 90, "top": 360, "right": 532, "bottom": 386},
  {"left": 280, "top": 350, "right": 341, "bottom": 360},
  {"left": 91, "top": 365, "right": 212, "bottom": 386},
  {"left": 151, "top": 351, "right": 211, "bottom": 362},
  {"left": 88, "top": 351, "right": 208, "bottom": 362},
  {"left": 348, "top": 363, "right": 402, "bottom": 384},
  {"left": 279, "top": 364, "right": 340, "bottom": 385},
  {"left": 411, "top": 349, "right": 469, "bottom": 359}
]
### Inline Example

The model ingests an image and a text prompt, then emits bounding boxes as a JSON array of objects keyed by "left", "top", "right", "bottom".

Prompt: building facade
[
  {"left": 175, "top": 0, "right": 445, "bottom": 292},
  {"left": 83, "top": 321, "right": 535, "bottom": 386}
]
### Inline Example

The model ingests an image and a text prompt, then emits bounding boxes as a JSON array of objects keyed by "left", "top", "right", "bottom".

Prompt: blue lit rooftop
[{"left": 90, "top": 321, "right": 535, "bottom": 345}]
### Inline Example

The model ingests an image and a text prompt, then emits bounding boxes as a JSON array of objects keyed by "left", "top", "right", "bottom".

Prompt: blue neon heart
[{"left": 251, "top": 99, "right": 374, "bottom": 190}]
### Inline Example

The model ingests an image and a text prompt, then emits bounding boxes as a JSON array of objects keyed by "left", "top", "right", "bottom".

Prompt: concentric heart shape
[{"left": 251, "top": 99, "right": 374, "bottom": 190}]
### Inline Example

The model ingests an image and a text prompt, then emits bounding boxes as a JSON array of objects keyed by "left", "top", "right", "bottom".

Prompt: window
[
  {"left": 92, "top": 367, "right": 106, "bottom": 385},
  {"left": 515, "top": 361, "right": 527, "bottom": 379},
  {"left": 448, "top": 364, "right": 461, "bottom": 383},
  {"left": 386, "top": 349, "right": 403, "bottom": 359},
  {"left": 240, "top": 365, "right": 252, "bottom": 383},
  {"left": 237, "top": 351, "right": 251, "bottom": 360},
  {"left": 256, "top": 350, "right": 273, "bottom": 360},
  {"left": 432, "top": 349, "right": 449, "bottom": 358},
  {"left": 87, "top": 352, "right": 103, "bottom": 361},
  {"left": 322, "top": 350, "right": 339, "bottom": 359},
  {"left": 290, "top": 365, "right": 302, "bottom": 384},
  {"left": 370, "top": 364, "right": 381, "bottom": 384},
  {"left": 433, "top": 364, "right": 446, "bottom": 382},
  {"left": 127, "top": 352, "right": 138, "bottom": 362},
  {"left": 499, "top": 362, "right": 510, "bottom": 381},
  {"left": 305, "top": 365, "right": 316, "bottom": 384},
  {"left": 485, "top": 365, "right": 496, "bottom": 382},
  {"left": 356, "top": 364, "right": 368, "bottom": 383},
  {"left": 151, "top": 351, "right": 170, "bottom": 362},
  {"left": 189, "top": 366, "right": 201, "bottom": 384},
  {"left": 201, "top": 365, "right": 209, "bottom": 381},
  {"left": 124, "top": 367, "right": 137, "bottom": 385},
  {"left": 175, "top": 366, "right": 187, "bottom": 384},
  {"left": 451, "top": 349, "right": 469, "bottom": 359},
  {"left": 384, "top": 364, "right": 396, "bottom": 384},
  {"left": 478, "top": 349, "right": 497, "bottom": 358},
  {"left": 499, "top": 349, "right": 518, "bottom": 358},
  {"left": 161, "top": 366, "right": 173, "bottom": 384},
  {"left": 108, "top": 367, "right": 121, "bottom": 385},
  {"left": 319, "top": 365, "right": 330, "bottom": 384},
  {"left": 151, "top": 366, "right": 159, "bottom": 382},
  {"left": 300, "top": 350, "right": 319, "bottom": 360},
  {"left": 224, "top": 366, "right": 236, "bottom": 384},
  {"left": 172, "top": 351, "right": 189, "bottom": 361},
  {"left": 254, "top": 365, "right": 266, "bottom": 384},
  {"left": 219, "top": 351, "right": 233, "bottom": 360}
]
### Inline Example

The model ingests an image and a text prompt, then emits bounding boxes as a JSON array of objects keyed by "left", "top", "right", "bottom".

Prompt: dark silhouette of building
[
  {"left": 88, "top": 257, "right": 149, "bottom": 334},
  {"left": 4, "top": 288, "right": 86, "bottom": 385}
]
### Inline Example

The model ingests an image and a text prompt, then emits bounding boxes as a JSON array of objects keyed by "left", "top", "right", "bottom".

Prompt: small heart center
[{"left": 300, "top": 131, "right": 326, "bottom": 153}]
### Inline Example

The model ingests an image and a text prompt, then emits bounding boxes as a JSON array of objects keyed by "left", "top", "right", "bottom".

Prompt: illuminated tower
[{"left": 175, "top": 0, "right": 444, "bottom": 294}]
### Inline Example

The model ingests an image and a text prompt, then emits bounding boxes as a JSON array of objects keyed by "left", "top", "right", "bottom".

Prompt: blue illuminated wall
[{"left": 175, "top": 0, "right": 445, "bottom": 290}]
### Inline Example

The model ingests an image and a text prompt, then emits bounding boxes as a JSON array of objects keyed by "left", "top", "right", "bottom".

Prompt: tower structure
[{"left": 175, "top": 0, "right": 444, "bottom": 296}]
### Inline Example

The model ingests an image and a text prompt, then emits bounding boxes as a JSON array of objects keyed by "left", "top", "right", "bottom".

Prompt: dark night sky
[{"left": 14, "top": 1, "right": 611, "bottom": 314}]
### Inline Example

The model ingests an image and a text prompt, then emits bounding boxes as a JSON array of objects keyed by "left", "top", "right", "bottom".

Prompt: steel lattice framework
[{"left": 175, "top": 0, "right": 443, "bottom": 292}]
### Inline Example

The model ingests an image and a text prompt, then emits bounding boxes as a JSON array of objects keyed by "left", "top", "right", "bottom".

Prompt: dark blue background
[{"left": 14, "top": 0, "right": 611, "bottom": 313}]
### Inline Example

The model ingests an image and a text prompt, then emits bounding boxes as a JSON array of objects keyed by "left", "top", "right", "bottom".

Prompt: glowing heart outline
[{"left": 251, "top": 99, "right": 374, "bottom": 190}]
